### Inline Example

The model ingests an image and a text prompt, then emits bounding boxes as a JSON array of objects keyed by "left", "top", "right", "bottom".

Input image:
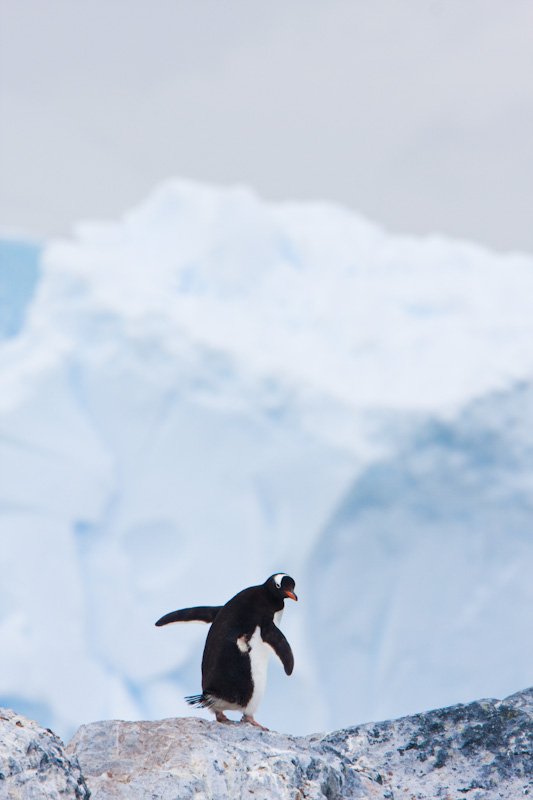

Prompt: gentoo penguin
[{"left": 155, "top": 573, "right": 297, "bottom": 730}]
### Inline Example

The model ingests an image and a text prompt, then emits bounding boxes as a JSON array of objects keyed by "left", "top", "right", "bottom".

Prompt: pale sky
[{"left": 1, "top": 0, "right": 532, "bottom": 252}]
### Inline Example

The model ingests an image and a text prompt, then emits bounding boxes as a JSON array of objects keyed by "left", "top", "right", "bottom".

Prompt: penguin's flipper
[
  {"left": 261, "top": 620, "right": 294, "bottom": 675},
  {"left": 155, "top": 606, "right": 223, "bottom": 626}
]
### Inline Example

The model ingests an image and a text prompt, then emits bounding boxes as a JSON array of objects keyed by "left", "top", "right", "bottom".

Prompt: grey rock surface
[
  {"left": 66, "top": 716, "right": 372, "bottom": 799},
  {"left": 4, "top": 688, "right": 533, "bottom": 799},
  {"left": 67, "top": 687, "right": 533, "bottom": 800},
  {"left": 318, "top": 686, "right": 533, "bottom": 799},
  {"left": 0, "top": 708, "right": 89, "bottom": 800}
]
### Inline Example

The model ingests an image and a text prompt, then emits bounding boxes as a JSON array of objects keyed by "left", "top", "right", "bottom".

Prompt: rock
[
  {"left": 4, "top": 687, "right": 533, "bottom": 799},
  {"left": 67, "top": 687, "right": 533, "bottom": 799},
  {"left": 66, "top": 716, "right": 372, "bottom": 799},
  {"left": 318, "top": 687, "right": 533, "bottom": 799},
  {"left": 0, "top": 708, "right": 89, "bottom": 800}
]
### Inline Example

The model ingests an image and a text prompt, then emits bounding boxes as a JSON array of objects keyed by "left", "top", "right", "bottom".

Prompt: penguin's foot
[
  {"left": 241, "top": 714, "right": 269, "bottom": 731},
  {"left": 215, "top": 711, "right": 232, "bottom": 724}
]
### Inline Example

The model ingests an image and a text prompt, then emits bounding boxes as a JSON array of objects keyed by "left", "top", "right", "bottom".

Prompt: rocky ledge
[
  {"left": 2, "top": 687, "right": 533, "bottom": 799},
  {"left": 0, "top": 708, "right": 89, "bottom": 799}
]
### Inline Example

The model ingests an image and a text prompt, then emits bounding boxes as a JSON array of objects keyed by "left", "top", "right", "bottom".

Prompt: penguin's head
[{"left": 267, "top": 573, "right": 298, "bottom": 602}]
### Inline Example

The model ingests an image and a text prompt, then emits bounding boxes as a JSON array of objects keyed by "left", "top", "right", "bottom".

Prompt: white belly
[{"left": 245, "top": 626, "right": 273, "bottom": 715}]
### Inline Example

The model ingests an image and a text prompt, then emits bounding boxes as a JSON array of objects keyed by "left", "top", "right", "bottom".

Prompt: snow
[{"left": 1, "top": 179, "right": 533, "bottom": 740}]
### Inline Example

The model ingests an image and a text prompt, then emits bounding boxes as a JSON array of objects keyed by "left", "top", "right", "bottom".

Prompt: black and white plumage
[{"left": 155, "top": 573, "right": 297, "bottom": 729}]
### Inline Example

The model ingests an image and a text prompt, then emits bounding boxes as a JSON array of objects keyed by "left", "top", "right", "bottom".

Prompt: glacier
[{"left": 0, "top": 179, "right": 532, "bottom": 741}]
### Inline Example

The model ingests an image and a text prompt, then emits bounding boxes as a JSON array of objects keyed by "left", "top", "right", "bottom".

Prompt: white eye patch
[{"left": 273, "top": 572, "right": 288, "bottom": 589}]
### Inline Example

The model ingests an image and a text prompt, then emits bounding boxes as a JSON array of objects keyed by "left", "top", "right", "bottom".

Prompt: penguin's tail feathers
[{"left": 185, "top": 693, "right": 215, "bottom": 709}]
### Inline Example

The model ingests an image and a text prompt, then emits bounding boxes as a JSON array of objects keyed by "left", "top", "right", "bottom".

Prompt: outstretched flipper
[
  {"left": 261, "top": 620, "right": 294, "bottom": 675},
  {"left": 155, "top": 606, "right": 222, "bottom": 627}
]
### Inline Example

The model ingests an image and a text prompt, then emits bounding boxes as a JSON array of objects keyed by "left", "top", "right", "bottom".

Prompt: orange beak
[{"left": 284, "top": 590, "right": 298, "bottom": 601}]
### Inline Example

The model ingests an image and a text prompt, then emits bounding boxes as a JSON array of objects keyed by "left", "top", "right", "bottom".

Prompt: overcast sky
[{"left": 1, "top": 0, "right": 532, "bottom": 252}]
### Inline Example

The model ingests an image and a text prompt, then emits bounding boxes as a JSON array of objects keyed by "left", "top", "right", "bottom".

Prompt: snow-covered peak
[{"left": 22, "top": 179, "right": 533, "bottom": 423}]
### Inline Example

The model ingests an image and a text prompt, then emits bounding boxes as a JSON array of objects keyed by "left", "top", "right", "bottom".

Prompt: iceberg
[{"left": 1, "top": 179, "right": 532, "bottom": 740}]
